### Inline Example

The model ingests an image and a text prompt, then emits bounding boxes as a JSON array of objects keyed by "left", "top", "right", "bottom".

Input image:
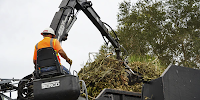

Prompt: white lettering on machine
[{"left": 41, "top": 80, "right": 60, "bottom": 89}]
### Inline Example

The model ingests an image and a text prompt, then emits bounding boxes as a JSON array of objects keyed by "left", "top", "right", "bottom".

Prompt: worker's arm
[
  {"left": 54, "top": 39, "right": 72, "bottom": 65},
  {"left": 58, "top": 49, "right": 72, "bottom": 65}
]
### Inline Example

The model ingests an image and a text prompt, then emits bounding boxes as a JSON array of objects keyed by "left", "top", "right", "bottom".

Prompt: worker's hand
[{"left": 67, "top": 59, "right": 72, "bottom": 66}]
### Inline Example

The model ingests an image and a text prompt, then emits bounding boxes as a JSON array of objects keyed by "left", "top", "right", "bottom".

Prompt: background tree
[
  {"left": 117, "top": 0, "right": 200, "bottom": 68},
  {"left": 165, "top": 0, "right": 200, "bottom": 68}
]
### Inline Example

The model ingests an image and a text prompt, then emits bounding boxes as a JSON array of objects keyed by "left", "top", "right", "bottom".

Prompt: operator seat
[
  {"left": 35, "top": 47, "right": 64, "bottom": 78},
  {"left": 32, "top": 47, "right": 87, "bottom": 100}
]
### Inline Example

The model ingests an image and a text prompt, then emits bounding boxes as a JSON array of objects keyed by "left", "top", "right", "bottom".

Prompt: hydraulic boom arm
[
  {"left": 50, "top": 0, "right": 121, "bottom": 59},
  {"left": 50, "top": 0, "right": 144, "bottom": 84}
]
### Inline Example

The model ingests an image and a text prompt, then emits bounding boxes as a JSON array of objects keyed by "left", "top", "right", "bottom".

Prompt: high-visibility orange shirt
[{"left": 33, "top": 37, "right": 62, "bottom": 63}]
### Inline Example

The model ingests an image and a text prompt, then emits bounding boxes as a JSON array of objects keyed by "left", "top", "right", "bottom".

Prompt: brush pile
[{"left": 78, "top": 53, "right": 164, "bottom": 99}]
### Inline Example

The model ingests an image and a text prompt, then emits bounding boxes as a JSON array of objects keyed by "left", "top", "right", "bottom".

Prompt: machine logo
[
  {"left": 41, "top": 80, "right": 60, "bottom": 89},
  {"left": 57, "top": 13, "right": 69, "bottom": 41}
]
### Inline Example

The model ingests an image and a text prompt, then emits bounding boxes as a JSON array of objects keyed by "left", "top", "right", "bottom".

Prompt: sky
[{"left": 0, "top": 0, "right": 137, "bottom": 79}]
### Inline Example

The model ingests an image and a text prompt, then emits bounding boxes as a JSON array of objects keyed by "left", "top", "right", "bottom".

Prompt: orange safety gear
[{"left": 33, "top": 37, "right": 62, "bottom": 63}]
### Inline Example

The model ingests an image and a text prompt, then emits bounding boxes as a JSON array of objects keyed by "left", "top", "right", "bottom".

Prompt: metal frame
[
  {"left": 79, "top": 80, "right": 88, "bottom": 100},
  {"left": 0, "top": 79, "right": 19, "bottom": 100},
  {"left": 0, "top": 93, "right": 17, "bottom": 100}
]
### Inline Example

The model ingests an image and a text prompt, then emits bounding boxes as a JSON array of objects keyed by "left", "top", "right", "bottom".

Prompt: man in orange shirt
[{"left": 33, "top": 27, "right": 72, "bottom": 74}]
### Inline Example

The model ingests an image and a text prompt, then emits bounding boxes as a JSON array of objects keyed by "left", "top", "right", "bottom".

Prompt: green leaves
[{"left": 116, "top": 0, "right": 200, "bottom": 68}]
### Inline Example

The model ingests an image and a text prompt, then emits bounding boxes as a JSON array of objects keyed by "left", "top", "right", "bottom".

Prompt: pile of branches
[
  {"left": 129, "top": 57, "right": 165, "bottom": 81},
  {"left": 78, "top": 54, "right": 164, "bottom": 99}
]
